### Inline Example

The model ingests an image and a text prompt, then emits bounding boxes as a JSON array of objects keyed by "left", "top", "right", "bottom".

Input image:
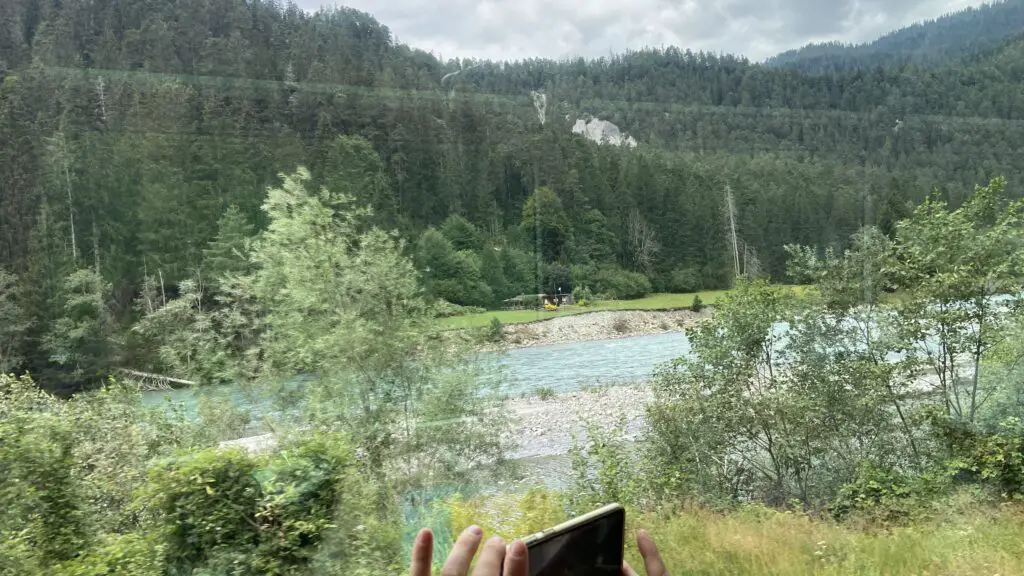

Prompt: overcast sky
[{"left": 298, "top": 0, "right": 988, "bottom": 62}]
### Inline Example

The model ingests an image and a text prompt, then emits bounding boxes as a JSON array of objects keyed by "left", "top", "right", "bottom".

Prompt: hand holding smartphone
[
  {"left": 521, "top": 503, "right": 625, "bottom": 576},
  {"left": 409, "top": 503, "right": 668, "bottom": 576}
]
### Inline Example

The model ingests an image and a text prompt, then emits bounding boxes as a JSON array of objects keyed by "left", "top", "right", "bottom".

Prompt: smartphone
[{"left": 521, "top": 503, "right": 625, "bottom": 576}]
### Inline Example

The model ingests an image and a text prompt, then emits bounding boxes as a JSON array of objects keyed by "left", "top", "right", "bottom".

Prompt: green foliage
[
  {"left": 132, "top": 277, "right": 262, "bottom": 385},
  {"left": 535, "top": 385, "right": 555, "bottom": 400},
  {"left": 522, "top": 187, "right": 571, "bottom": 263},
  {"left": 831, "top": 464, "right": 945, "bottom": 525},
  {"left": 52, "top": 533, "right": 164, "bottom": 576},
  {"left": 416, "top": 228, "right": 492, "bottom": 307},
  {"left": 202, "top": 205, "right": 255, "bottom": 287},
  {"left": 571, "top": 209, "right": 617, "bottom": 265},
  {"left": 431, "top": 300, "right": 486, "bottom": 318},
  {"left": 318, "top": 136, "right": 395, "bottom": 228},
  {"left": 690, "top": 293, "right": 703, "bottom": 312},
  {"left": 142, "top": 449, "right": 261, "bottom": 573},
  {"left": 43, "top": 268, "right": 114, "bottom": 387},
  {"left": 486, "top": 316, "right": 504, "bottom": 342},
  {"left": 0, "top": 374, "right": 194, "bottom": 571},
  {"left": 592, "top": 266, "right": 652, "bottom": 300},
  {"left": 663, "top": 267, "right": 703, "bottom": 294},
  {"left": 0, "top": 406, "right": 91, "bottom": 563},
  {"left": 251, "top": 168, "right": 508, "bottom": 488},
  {"left": 929, "top": 412, "right": 1024, "bottom": 499},
  {"left": 567, "top": 419, "right": 644, "bottom": 514},
  {"left": 0, "top": 268, "right": 27, "bottom": 373},
  {"left": 572, "top": 285, "right": 596, "bottom": 306},
  {"left": 541, "top": 262, "right": 573, "bottom": 295},
  {"left": 440, "top": 215, "right": 482, "bottom": 252},
  {"left": 890, "top": 177, "right": 1024, "bottom": 423}
]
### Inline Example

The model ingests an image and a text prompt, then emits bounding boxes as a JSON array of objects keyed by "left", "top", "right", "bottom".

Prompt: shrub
[
  {"left": 487, "top": 317, "right": 504, "bottom": 342},
  {"left": 830, "top": 463, "right": 945, "bottom": 525},
  {"left": 53, "top": 533, "right": 164, "bottom": 576},
  {"left": 140, "top": 435, "right": 400, "bottom": 575},
  {"left": 665, "top": 267, "right": 704, "bottom": 293},
  {"left": 939, "top": 416, "right": 1024, "bottom": 499},
  {"left": 536, "top": 386, "right": 556, "bottom": 401},
  {"left": 433, "top": 299, "right": 486, "bottom": 318},
  {"left": 572, "top": 285, "right": 596, "bottom": 306},
  {"left": 142, "top": 448, "right": 262, "bottom": 573},
  {"left": 611, "top": 317, "right": 631, "bottom": 333},
  {"left": 592, "top": 266, "right": 652, "bottom": 300},
  {"left": 567, "top": 420, "right": 644, "bottom": 514},
  {"left": 690, "top": 293, "right": 704, "bottom": 312},
  {"left": 518, "top": 294, "right": 544, "bottom": 309}
]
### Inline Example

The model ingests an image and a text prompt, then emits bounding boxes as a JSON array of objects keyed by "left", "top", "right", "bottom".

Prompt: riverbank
[
  {"left": 220, "top": 382, "right": 653, "bottom": 464},
  {"left": 506, "top": 382, "right": 650, "bottom": 460},
  {"left": 496, "top": 308, "right": 712, "bottom": 349},
  {"left": 440, "top": 291, "right": 732, "bottom": 329}
]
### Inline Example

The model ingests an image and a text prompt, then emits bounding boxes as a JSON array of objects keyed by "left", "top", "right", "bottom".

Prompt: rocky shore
[
  {"left": 498, "top": 308, "right": 711, "bottom": 350},
  {"left": 505, "top": 383, "right": 651, "bottom": 460},
  {"left": 221, "top": 382, "right": 654, "bottom": 464}
]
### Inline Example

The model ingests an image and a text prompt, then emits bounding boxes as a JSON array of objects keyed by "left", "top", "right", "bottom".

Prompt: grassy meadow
[
  {"left": 439, "top": 287, "right": 807, "bottom": 330},
  {"left": 438, "top": 490, "right": 1024, "bottom": 576}
]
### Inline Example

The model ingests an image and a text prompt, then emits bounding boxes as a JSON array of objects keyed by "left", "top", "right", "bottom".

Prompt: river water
[{"left": 141, "top": 331, "right": 695, "bottom": 410}]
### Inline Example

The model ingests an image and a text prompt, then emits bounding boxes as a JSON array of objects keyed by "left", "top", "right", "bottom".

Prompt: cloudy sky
[{"left": 298, "top": 0, "right": 988, "bottom": 62}]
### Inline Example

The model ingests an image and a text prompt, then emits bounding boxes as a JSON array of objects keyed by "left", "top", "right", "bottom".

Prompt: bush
[
  {"left": 433, "top": 299, "right": 487, "bottom": 318},
  {"left": 140, "top": 435, "right": 401, "bottom": 575},
  {"left": 665, "top": 267, "right": 704, "bottom": 293},
  {"left": 536, "top": 386, "right": 556, "bottom": 401},
  {"left": 691, "top": 293, "right": 704, "bottom": 312},
  {"left": 937, "top": 416, "right": 1024, "bottom": 499},
  {"left": 830, "top": 463, "right": 945, "bottom": 525},
  {"left": 517, "top": 294, "right": 544, "bottom": 309},
  {"left": 567, "top": 420, "right": 644, "bottom": 514},
  {"left": 592, "top": 266, "right": 652, "bottom": 300},
  {"left": 142, "top": 448, "right": 262, "bottom": 573},
  {"left": 572, "top": 285, "right": 596, "bottom": 306},
  {"left": 486, "top": 317, "right": 504, "bottom": 342}
]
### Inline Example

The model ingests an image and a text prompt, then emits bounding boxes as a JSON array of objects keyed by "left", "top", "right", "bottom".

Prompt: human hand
[
  {"left": 409, "top": 525, "right": 529, "bottom": 576},
  {"left": 622, "top": 529, "right": 668, "bottom": 576}
]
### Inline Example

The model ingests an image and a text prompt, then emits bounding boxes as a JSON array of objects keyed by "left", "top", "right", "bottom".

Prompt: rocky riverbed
[
  {"left": 498, "top": 308, "right": 711, "bottom": 349},
  {"left": 506, "top": 383, "right": 651, "bottom": 459}
]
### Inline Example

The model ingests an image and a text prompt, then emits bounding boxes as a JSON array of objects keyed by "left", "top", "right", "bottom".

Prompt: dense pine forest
[
  {"left": 3, "top": 0, "right": 1024, "bottom": 392},
  {"left": 768, "top": 0, "right": 1024, "bottom": 72}
]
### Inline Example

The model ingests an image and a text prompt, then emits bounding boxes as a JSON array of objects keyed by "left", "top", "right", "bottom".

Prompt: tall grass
[{"left": 439, "top": 491, "right": 1024, "bottom": 575}]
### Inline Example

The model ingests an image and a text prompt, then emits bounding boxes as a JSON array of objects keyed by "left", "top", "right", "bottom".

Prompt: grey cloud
[{"left": 300, "top": 0, "right": 986, "bottom": 61}]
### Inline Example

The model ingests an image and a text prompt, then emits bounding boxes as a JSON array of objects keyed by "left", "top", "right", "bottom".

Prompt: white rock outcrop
[{"left": 571, "top": 117, "right": 637, "bottom": 147}]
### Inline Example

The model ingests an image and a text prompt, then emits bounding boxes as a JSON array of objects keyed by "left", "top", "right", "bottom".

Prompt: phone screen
[{"left": 526, "top": 509, "right": 625, "bottom": 576}]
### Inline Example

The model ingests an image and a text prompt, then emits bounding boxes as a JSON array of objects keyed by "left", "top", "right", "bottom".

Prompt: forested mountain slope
[
  {"left": 766, "top": 0, "right": 1024, "bottom": 73},
  {"left": 2, "top": 0, "right": 1024, "bottom": 390}
]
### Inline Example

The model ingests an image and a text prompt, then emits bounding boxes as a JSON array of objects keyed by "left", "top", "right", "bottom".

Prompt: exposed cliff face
[{"left": 571, "top": 117, "right": 638, "bottom": 147}]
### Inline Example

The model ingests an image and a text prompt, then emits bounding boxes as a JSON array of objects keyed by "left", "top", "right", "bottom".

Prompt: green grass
[
  {"left": 442, "top": 490, "right": 1024, "bottom": 575},
  {"left": 439, "top": 287, "right": 805, "bottom": 330}
]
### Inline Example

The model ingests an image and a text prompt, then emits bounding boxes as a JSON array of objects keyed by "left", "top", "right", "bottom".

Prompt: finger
[
  {"left": 472, "top": 536, "right": 506, "bottom": 575},
  {"left": 621, "top": 560, "right": 640, "bottom": 576},
  {"left": 410, "top": 528, "right": 434, "bottom": 576},
  {"left": 637, "top": 529, "right": 668, "bottom": 576},
  {"left": 442, "top": 525, "right": 484, "bottom": 576},
  {"left": 503, "top": 540, "right": 529, "bottom": 576}
]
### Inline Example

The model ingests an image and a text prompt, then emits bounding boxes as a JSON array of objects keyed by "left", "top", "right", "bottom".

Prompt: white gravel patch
[
  {"left": 500, "top": 309, "right": 710, "bottom": 349},
  {"left": 505, "top": 383, "right": 652, "bottom": 459}
]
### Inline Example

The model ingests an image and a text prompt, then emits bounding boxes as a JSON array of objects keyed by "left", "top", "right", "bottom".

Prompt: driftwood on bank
[{"left": 117, "top": 368, "right": 195, "bottom": 391}]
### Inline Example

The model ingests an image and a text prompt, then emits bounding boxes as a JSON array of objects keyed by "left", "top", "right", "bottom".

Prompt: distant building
[{"left": 504, "top": 292, "right": 574, "bottom": 310}]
